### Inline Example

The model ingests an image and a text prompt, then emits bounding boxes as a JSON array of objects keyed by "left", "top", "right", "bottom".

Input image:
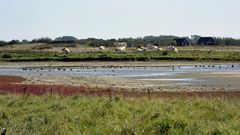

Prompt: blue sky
[{"left": 0, "top": 0, "right": 240, "bottom": 41}]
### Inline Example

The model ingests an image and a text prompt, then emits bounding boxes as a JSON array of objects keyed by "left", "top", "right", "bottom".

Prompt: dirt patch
[
  {"left": 0, "top": 75, "right": 26, "bottom": 84},
  {"left": 0, "top": 83, "right": 239, "bottom": 98}
]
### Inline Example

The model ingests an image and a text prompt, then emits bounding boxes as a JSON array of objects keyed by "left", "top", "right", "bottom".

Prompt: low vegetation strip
[
  {"left": 0, "top": 95, "right": 239, "bottom": 134},
  {"left": 1, "top": 50, "right": 240, "bottom": 62},
  {"left": 0, "top": 83, "right": 240, "bottom": 97}
]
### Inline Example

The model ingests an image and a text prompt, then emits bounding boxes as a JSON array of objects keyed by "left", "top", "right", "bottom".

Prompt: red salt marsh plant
[
  {"left": 0, "top": 83, "right": 240, "bottom": 98},
  {"left": 0, "top": 75, "right": 240, "bottom": 98},
  {"left": 0, "top": 75, "right": 26, "bottom": 84}
]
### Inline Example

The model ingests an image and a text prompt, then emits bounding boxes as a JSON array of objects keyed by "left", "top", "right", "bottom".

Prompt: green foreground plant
[{"left": 0, "top": 95, "right": 239, "bottom": 134}]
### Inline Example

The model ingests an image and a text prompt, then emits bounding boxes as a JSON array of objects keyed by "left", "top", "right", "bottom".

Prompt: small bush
[
  {"left": 1, "top": 111, "right": 8, "bottom": 119},
  {"left": 2, "top": 54, "right": 12, "bottom": 58},
  {"left": 162, "top": 51, "right": 169, "bottom": 56},
  {"left": 209, "top": 129, "right": 224, "bottom": 135},
  {"left": 49, "top": 103, "right": 67, "bottom": 111},
  {"left": 100, "top": 54, "right": 108, "bottom": 59},
  {"left": 155, "top": 119, "right": 187, "bottom": 134}
]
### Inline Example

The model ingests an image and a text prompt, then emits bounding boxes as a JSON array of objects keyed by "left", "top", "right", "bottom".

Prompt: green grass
[
  {"left": 1, "top": 49, "right": 240, "bottom": 62},
  {"left": 0, "top": 95, "right": 239, "bottom": 134}
]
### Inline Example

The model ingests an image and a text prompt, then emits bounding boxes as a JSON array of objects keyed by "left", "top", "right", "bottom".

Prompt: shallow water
[
  {"left": 0, "top": 64, "right": 240, "bottom": 89},
  {"left": 1, "top": 64, "right": 239, "bottom": 75}
]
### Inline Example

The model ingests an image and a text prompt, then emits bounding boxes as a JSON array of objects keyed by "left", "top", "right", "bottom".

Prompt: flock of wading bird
[{"left": 21, "top": 63, "right": 240, "bottom": 77}]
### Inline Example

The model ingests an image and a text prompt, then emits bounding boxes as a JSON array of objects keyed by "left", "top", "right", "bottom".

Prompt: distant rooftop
[{"left": 197, "top": 37, "right": 216, "bottom": 45}]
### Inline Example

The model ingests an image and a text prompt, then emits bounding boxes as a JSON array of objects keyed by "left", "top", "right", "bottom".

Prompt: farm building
[
  {"left": 197, "top": 37, "right": 216, "bottom": 45},
  {"left": 174, "top": 38, "right": 189, "bottom": 46}
]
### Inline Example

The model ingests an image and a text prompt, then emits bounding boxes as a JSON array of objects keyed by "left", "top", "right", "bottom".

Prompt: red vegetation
[
  {"left": 0, "top": 83, "right": 240, "bottom": 98},
  {"left": 0, "top": 75, "right": 26, "bottom": 84},
  {"left": 0, "top": 75, "right": 240, "bottom": 97}
]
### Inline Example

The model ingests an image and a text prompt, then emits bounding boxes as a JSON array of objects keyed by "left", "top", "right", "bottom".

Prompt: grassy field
[
  {"left": 0, "top": 95, "right": 239, "bottom": 134},
  {"left": 1, "top": 43, "right": 240, "bottom": 62},
  {"left": 1, "top": 49, "right": 240, "bottom": 62}
]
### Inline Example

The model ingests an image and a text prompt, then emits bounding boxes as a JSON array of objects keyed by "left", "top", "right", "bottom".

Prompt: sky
[{"left": 0, "top": 0, "right": 240, "bottom": 41}]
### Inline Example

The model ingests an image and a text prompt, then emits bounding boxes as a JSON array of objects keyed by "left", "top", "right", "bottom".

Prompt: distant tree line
[
  {"left": 83, "top": 35, "right": 240, "bottom": 47},
  {"left": 79, "top": 38, "right": 117, "bottom": 47},
  {"left": 31, "top": 37, "right": 53, "bottom": 43},
  {"left": 1, "top": 35, "right": 240, "bottom": 47},
  {"left": 214, "top": 37, "right": 240, "bottom": 46}
]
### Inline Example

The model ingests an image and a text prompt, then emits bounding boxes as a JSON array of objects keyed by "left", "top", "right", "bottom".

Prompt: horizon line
[{"left": 1, "top": 35, "right": 240, "bottom": 42}]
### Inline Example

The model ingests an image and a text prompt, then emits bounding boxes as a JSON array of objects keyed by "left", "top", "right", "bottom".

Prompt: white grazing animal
[
  {"left": 114, "top": 42, "right": 127, "bottom": 47},
  {"left": 62, "top": 48, "right": 71, "bottom": 54},
  {"left": 137, "top": 48, "right": 145, "bottom": 52},
  {"left": 99, "top": 46, "right": 105, "bottom": 50},
  {"left": 146, "top": 44, "right": 159, "bottom": 51},
  {"left": 174, "top": 48, "right": 178, "bottom": 53},
  {"left": 158, "top": 47, "right": 163, "bottom": 51},
  {"left": 115, "top": 46, "right": 126, "bottom": 52},
  {"left": 166, "top": 46, "right": 178, "bottom": 53}
]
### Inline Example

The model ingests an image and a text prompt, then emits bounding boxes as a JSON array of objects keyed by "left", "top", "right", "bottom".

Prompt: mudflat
[{"left": 0, "top": 61, "right": 240, "bottom": 92}]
